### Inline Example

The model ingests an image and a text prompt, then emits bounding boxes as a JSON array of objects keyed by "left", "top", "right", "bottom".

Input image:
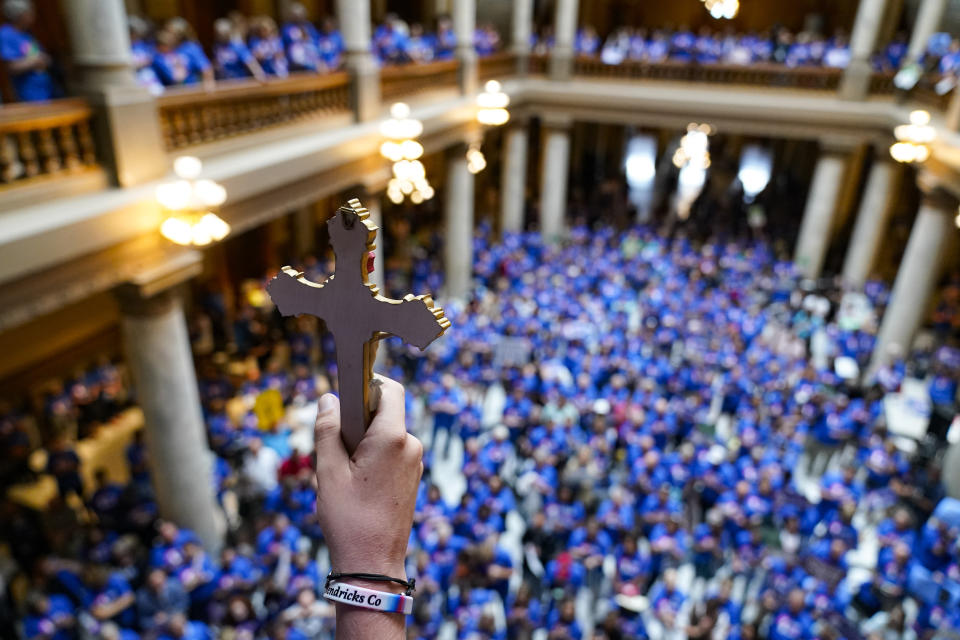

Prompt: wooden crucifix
[{"left": 267, "top": 198, "right": 450, "bottom": 453}]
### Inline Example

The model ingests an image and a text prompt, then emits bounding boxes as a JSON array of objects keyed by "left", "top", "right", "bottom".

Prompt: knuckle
[
  {"left": 388, "top": 431, "right": 408, "bottom": 451},
  {"left": 406, "top": 435, "right": 424, "bottom": 461}
]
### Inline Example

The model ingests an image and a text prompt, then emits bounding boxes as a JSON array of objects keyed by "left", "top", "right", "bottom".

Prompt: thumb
[{"left": 314, "top": 393, "right": 348, "bottom": 471}]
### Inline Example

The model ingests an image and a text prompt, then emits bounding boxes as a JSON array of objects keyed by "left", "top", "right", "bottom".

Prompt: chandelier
[
  {"left": 466, "top": 143, "right": 487, "bottom": 174},
  {"left": 702, "top": 0, "right": 739, "bottom": 19},
  {"left": 673, "top": 123, "right": 713, "bottom": 170},
  {"left": 381, "top": 102, "right": 434, "bottom": 204},
  {"left": 890, "top": 110, "right": 934, "bottom": 164},
  {"left": 156, "top": 156, "right": 230, "bottom": 246},
  {"left": 477, "top": 80, "right": 510, "bottom": 126}
]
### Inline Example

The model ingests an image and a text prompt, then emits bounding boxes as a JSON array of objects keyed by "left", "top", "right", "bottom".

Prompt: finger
[
  {"left": 314, "top": 393, "right": 349, "bottom": 471},
  {"left": 362, "top": 375, "right": 406, "bottom": 446}
]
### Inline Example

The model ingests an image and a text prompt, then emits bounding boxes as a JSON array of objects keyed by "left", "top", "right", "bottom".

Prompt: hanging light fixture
[
  {"left": 890, "top": 110, "right": 935, "bottom": 164},
  {"left": 381, "top": 102, "right": 434, "bottom": 204},
  {"left": 466, "top": 143, "right": 487, "bottom": 174},
  {"left": 672, "top": 123, "right": 713, "bottom": 170},
  {"left": 477, "top": 80, "right": 510, "bottom": 126},
  {"left": 702, "top": 0, "right": 738, "bottom": 19},
  {"left": 157, "top": 156, "right": 230, "bottom": 246}
]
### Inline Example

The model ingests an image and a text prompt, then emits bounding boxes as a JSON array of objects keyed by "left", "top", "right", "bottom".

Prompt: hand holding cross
[{"left": 266, "top": 198, "right": 450, "bottom": 454}]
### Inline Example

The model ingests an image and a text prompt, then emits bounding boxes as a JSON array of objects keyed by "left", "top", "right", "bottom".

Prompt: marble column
[
  {"left": 500, "top": 123, "right": 529, "bottom": 234},
  {"left": 550, "top": 0, "right": 579, "bottom": 80},
  {"left": 511, "top": 0, "right": 534, "bottom": 73},
  {"left": 453, "top": 0, "right": 478, "bottom": 95},
  {"left": 293, "top": 205, "right": 316, "bottom": 258},
  {"left": 794, "top": 151, "right": 847, "bottom": 279},
  {"left": 945, "top": 437, "right": 960, "bottom": 499},
  {"left": 539, "top": 122, "right": 572, "bottom": 240},
  {"left": 839, "top": 0, "right": 889, "bottom": 100},
  {"left": 61, "top": 0, "right": 165, "bottom": 186},
  {"left": 906, "top": 0, "right": 948, "bottom": 63},
  {"left": 871, "top": 189, "right": 956, "bottom": 369},
  {"left": 336, "top": 0, "right": 380, "bottom": 121},
  {"left": 118, "top": 288, "right": 225, "bottom": 551},
  {"left": 444, "top": 144, "right": 475, "bottom": 299},
  {"left": 842, "top": 159, "right": 898, "bottom": 287}
]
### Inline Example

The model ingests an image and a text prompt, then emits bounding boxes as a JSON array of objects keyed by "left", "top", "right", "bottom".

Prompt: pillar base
[
  {"left": 944, "top": 440, "right": 960, "bottom": 499},
  {"left": 82, "top": 84, "right": 167, "bottom": 187},
  {"left": 549, "top": 50, "right": 574, "bottom": 81},
  {"left": 457, "top": 50, "right": 478, "bottom": 96},
  {"left": 344, "top": 53, "right": 381, "bottom": 122},
  {"left": 513, "top": 51, "right": 530, "bottom": 76},
  {"left": 839, "top": 58, "right": 873, "bottom": 101}
]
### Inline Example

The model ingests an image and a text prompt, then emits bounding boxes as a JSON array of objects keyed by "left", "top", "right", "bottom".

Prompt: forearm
[{"left": 335, "top": 605, "right": 405, "bottom": 640}]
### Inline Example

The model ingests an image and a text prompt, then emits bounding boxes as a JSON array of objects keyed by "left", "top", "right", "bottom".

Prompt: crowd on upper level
[{"left": 2, "top": 0, "right": 960, "bottom": 102}]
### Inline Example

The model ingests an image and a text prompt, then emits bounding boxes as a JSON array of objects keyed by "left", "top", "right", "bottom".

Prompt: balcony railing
[
  {"left": 479, "top": 52, "right": 517, "bottom": 81},
  {"left": 0, "top": 98, "right": 98, "bottom": 187},
  {"left": 380, "top": 59, "right": 460, "bottom": 102},
  {"left": 573, "top": 57, "right": 844, "bottom": 90},
  {"left": 157, "top": 71, "right": 351, "bottom": 151},
  {"left": 529, "top": 54, "right": 549, "bottom": 75}
]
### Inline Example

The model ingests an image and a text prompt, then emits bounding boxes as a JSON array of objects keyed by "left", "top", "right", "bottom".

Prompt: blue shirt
[
  {"left": 0, "top": 24, "right": 54, "bottom": 101},
  {"left": 249, "top": 35, "right": 288, "bottom": 76},
  {"left": 317, "top": 30, "right": 343, "bottom": 68},
  {"left": 283, "top": 22, "right": 320, "bottom": 71},
  {"left": 214, "top": 40, "right": 254, "bottom": 79}
]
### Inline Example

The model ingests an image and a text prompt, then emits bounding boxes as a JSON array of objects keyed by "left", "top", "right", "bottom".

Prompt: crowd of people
[
  {"left": 4, "top": 0, "right": 960, "bottom": 102},
  {"left": 2, "top": 207, "right": 960, "bottom": 639},
  {"left": 128, "top": 7, "right": 504, "bottom": 94},
  {"left": 571, "top": 24, "right": 960, "bottom": 75}
]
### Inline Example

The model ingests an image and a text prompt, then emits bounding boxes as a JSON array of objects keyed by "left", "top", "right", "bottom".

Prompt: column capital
[
  {"left": 917, "top": 172, "right": 960, "bottom": 212},
  {"left": 115, "top": 286, "right": 178, "bottom": 318},
  {"left": 540, "top": 112, "right": 574, "bottom": 131},
  {"left": 357, "top": 166, "right": 393, "bottom": 195},
  {"left": 116, "top": 248, "right": 204, "bottom": 310},
  {"left": 817, "top": 137, "right": 859, "bottom": 156}
]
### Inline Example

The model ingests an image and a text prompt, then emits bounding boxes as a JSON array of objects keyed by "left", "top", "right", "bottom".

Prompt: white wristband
[{"left": 323, "top": 580, "right": 413, "bottom": 615}]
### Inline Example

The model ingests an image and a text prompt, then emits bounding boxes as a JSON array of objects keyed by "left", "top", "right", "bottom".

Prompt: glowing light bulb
[
  {"left": 160, "top": 217, "right": 192, "bottom": 245},
  {"left": 390, "top": 102, "right": 410, "bottom": 119},
  {"left": 194, "top": 179, "right": 227, "bottom": 207},
  {"left": 156, "top": 180, "right": 193, "bottom": 211},
  {"left": 910, "top": 110, "right": 931, "bottom": 126},
  {"left": 401, "top": 140, "right": 423, "bottom": 160},
  {"left": 173, "top": 156, "right": 203, "bottom": 180}
]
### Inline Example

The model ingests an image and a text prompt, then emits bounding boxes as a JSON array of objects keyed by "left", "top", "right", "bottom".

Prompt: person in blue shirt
[
  {"left": 649, "top": 568, "right": 686, "bottom": 635},
  {"left": 373, "top": 16, "right": 410, "bottom": 65},
  {"left": 151, "top": 28, "right": 193, "bottom": 87},
  {"left": 137, "top": 568, "right": 189, "bottom": 632},
  {"left": 165, "top": 17, "right": 213, "bottom": 89},
  {"left": 155, "top": 613, "right": 213, "bottom": 640},
  {"left": 90, "top": 570, "right": 137, "bottom": 629},
  {"left": 768, "top": 588, "right": 814, "bottom": 640},
  {"left": 0, "top": 0, "right": 56, "bottom": 101},
  {"left": 434, "top": 15, "right": 456, "bottom": 61},
  {"left": 129, "top": 16, "right": 163, "bottom": 95},
  {"left": 23, "top": 592, "right": 75, "bottom": 640},
  {"left": 212, "top": 18, "right": 264, "bottom": 81},
  {"left": 282, "top": 3, "right": 321, "bottom": 72},
  {"left": 428, "top": 373, "right": 466, "bottom": 458},
  {"left": 406, "top": 22, "right": 435, "bottom": 63},
  {"left": 316, "top": 16, "right": 343, "bottom": 70},
  {"left": 544, "top": 597, "right": 583, "bottom": 639},
  {"left": 249, "top": 16, "right": 288, "bottom": 78},
  {"left": 574, "top": 26, "right": 600, "bottom": 58}
]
